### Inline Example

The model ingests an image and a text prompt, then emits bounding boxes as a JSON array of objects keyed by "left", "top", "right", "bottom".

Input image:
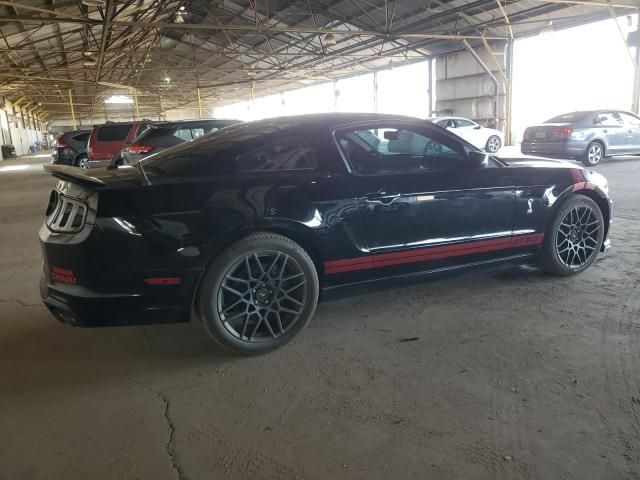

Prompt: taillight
[
  {"left": 56, "top": 134, "right": 69, "bottom": 148},
  {"left": 551, "top": 127, "right": 574, "bottom": 138},
  {"left": 523, "top": 128, "right": 532, "bottom": 140},
  {"left": 125, "top": 144, "right": 155, "bottom": 155}
]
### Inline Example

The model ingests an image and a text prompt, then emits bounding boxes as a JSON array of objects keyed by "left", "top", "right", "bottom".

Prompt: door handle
[{"left": 603, "top": 129, "right": 608, "bottom": 134}]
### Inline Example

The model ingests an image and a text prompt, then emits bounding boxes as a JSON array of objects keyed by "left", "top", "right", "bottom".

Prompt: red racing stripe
[{"left": 324, "top": 233, "right": 544, "bottom": 274}]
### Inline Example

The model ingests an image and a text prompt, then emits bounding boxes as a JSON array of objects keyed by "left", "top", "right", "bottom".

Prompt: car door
[
  {"left": 594, "top": 112, "right": 626, "bottom": 154},
  {"left": 618, "top": 112, "right": 640, "bottom": 153},
  {"left": 334, "top": 121, "right": 516, "bottom": 277}
]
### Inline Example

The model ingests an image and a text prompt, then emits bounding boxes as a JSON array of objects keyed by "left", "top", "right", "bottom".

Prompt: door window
[
  {"left": 437, "top": 119, "right": 457, "bottom": 128},
  {"left": 456, "top": 119, "right": 476, "bottom": 128},
  {"left": 619, "top": 112, "right": 640, "bottom": 128},
  {"left": 594, "top": 112, "right": 623, "bottom": 127},
  {"left": 336, "top": 126, "right": 467, "bottom": 175}
]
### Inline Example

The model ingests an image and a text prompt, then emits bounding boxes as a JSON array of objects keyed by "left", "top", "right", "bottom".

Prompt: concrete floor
[{"left": 1, "top": 151, "right": 639, "bottom": 480}]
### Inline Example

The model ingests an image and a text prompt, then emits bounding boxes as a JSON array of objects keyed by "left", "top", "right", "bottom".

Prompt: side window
[
  {"left": 594, "top": 112, "right": 623, "bottom": 127},
  {"left": 456, "top": 119, "right": 476, "bottom": 128},
  {"left": 236, "top": 138, "right": 318, "bottom": 172},
  {"left": 619, "top": 112, "right": 640, "bottom": 128},
  {"left": 175, "top": 128, "right": 193, "bottom": 141},
  {"left": 336, "top": 126, "right": 466, "bottom": 175}
]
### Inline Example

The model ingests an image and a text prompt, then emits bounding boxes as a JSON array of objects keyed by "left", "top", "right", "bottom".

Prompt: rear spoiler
[{"left": 43, "top": 164, "right": 106, "bottom": 187}]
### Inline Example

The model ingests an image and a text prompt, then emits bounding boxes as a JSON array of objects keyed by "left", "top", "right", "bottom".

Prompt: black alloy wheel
[
  {"left": 537, "top": 194, "right": 604, "bottom": 275},
  {"left": 199, "top": 232, "right": 319, "bottom": 354}
]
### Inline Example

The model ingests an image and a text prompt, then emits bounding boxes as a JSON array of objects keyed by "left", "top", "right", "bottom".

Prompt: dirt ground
[{"left": 1, "top": 151, "right": 639, "bottom": 480}]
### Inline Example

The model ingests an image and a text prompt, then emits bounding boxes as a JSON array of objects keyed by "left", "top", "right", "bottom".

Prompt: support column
[
  {"left": 197, "top": 87, "right": 203, "bottom": 118},
  {"left": 373, "top": 71, "right": 379, "bottom": 113},
  {"left": 632, "top": 19, "right": 640, "bottom": 114},
  {"left": 133, "top": 88, "right": 140, "bottom": 120},
  {"left": 428, "top": 58, "right": 434, "bottom": 116},
  {"left": 504, "top": 40, "right": 514, "bottom": 146},
  {"left": 68, "top": 89, "right": 77, "bottom": 130}
]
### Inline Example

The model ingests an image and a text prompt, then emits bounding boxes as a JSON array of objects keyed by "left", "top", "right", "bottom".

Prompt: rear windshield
[
  {"left": 96, "top": 124, "right": 131, "bottom": 141},
  {"left": 140, "top": 123, "right": 282, "bottom": 177},
  {"left": 545, "top": 112, "right": 589, "bottom": 123}
]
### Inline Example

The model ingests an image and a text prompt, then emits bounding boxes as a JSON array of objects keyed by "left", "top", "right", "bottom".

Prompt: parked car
[
  {"left": 429, "top": 116, "right": 503, "bottom": 153},
  {"left": 86, "top": 121, "right": 151, "bottom": 169},
  {"left": 40, "top": 113, "right": 611, "bottom": 354},
  {"left": 121, "top": 118, "right": 241, "bottom": 164},
  {"left": 521, "top": 110, "right": 640, "bottom": 166},
  {"left": 51, "top": 129, "right": 91, "bottom": 168}
]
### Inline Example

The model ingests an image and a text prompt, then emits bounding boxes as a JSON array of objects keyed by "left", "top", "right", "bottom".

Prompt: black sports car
[{"left": 40, "top": 113, "right": 612, "bottom": 354}]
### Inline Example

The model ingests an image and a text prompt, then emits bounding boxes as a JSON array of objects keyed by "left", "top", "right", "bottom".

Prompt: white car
[{"left": 429, "top": 116, "right": 504, "bottom": 153}]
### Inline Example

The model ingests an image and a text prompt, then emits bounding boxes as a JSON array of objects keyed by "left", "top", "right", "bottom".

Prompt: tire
[
  {"left": 198, "top": 232, "right": 319, "bottom": 355},
  {"left": 486, "top": 135, "right": 502, "bottom": 153},
  {"left": 536, "top": 194, "right": 604, "bottom": 275},
  {"left": 583, "top": 141, "right": 603, "bottom": 166},
  {"left": 76, "top": 155, "right": 89, "bottom": 169}
]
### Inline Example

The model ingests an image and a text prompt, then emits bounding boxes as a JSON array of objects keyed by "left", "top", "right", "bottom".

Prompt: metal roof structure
[{"left": 0, "top": 0, "right": 637, "bottom": 121}]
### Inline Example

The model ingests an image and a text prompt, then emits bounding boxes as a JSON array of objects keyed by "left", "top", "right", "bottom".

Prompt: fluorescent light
[{"left": 105, "top": 95, "right": 134, "bottom": 104}]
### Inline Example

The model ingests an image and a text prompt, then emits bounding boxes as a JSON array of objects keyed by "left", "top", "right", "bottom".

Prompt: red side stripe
[{"left": 323, "top": 233, "right": 544, "bottom": 274}]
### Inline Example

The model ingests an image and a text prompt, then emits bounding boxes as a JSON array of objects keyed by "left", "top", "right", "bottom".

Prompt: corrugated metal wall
[{"left": 435, "top": 47, "right": 506, "bottom": 128}]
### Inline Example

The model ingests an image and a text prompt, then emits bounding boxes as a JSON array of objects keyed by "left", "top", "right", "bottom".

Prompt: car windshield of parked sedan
[
  {"left": 139, "top": 123, "right": 282, "bottom": 177},
  {"left": 545, "top": 112, "right": 590, "bottom": 123}
]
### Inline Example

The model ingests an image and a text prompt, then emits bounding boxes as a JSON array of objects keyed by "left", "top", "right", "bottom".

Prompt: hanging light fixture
[
  {"left": 81, "top": 0, "right": 106, "bottom": 7},
  {"left": 323, "top": 33, "right": 337, "bottom": 46}
]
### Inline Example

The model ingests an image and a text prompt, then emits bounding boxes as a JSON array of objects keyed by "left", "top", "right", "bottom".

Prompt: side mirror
[
  {"left": 467, "top": 150, "right": 489, "bottom": 168},
  {"left": 474, "top": 125, "right": 482, "bottom": 130}
]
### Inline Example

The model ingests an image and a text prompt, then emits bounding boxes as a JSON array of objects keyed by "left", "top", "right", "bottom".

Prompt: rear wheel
[
  {"left": 76, "top": 155, "right": 88, "bottom": 169},
  {"left": 198, "top": 232, "right": 319, "bottom": 354},
  {"left": 583, "top": 141, "right": 603, "bottom": 166},
  {"left": 537, "top": 194, "right": 604, "bottom": 275},
  {"left": 486, "top": 135, "right": 502, "bottom": 153}
]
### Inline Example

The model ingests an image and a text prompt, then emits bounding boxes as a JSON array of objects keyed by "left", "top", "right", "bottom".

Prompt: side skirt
[{"left": 321, "top": 253, "right": 536, "bottom": 297}]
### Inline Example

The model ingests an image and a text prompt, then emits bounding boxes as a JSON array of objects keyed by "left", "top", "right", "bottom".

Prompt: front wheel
[
  {"left": 486, "top": 135, "right": 502, "bottom": 153},
  {"left": 198, "top": 232, "right": 319, "bottom": 354},
  {"left": 536, "top": 194, "right": 604, "bottom": 275},
  {"left": 583, "top": 141, "right": 603, "bottom": 166}
]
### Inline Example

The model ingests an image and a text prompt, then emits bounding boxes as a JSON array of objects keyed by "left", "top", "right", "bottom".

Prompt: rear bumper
[
  {"left": 521, "top": 141, "right": 586, "bottom": 159},
  {"left": 87, "top": 159, "right": 111, "bottom": 169},
  {"left": 40, "top": 275, "right": 192, "bottom": 327}
]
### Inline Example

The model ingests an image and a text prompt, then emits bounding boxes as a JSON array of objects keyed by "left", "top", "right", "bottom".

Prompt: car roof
[
  {"left": 147, "top": 118, "right": 241, "bottom": 128},
  {"left": 239, "top": 112, "right": 425, "bottom": 129},
  {"left": 93, "top": 120, "right": 151, "bottom": 129},
  {"left": 429, "top": 116, "right": 474, "bottom": 122}
]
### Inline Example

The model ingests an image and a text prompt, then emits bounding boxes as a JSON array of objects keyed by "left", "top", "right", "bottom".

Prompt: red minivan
[{"left": 86, "top": 121, "right": 151, "bottom": 169}]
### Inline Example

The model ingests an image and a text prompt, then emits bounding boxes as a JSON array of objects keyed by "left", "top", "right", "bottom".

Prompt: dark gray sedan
[{"left": 521, "top": 110, "right": 640, "bottom": 166}]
